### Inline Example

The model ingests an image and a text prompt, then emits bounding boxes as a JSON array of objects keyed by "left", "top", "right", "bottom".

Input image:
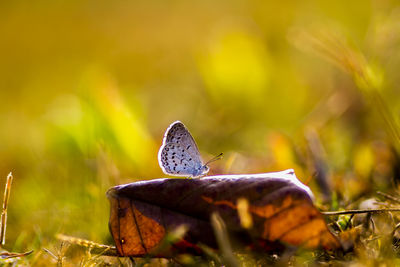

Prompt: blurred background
[{"left": 1, "top": 0, "right": 400, "bottom": 261}]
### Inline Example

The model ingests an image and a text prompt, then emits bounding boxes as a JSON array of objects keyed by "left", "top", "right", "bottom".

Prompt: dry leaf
[{"left": 107, "top": 169, "right": 341, "bottom": 257}]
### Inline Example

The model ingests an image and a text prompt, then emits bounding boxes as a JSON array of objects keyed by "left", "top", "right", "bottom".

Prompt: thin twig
[
  {"left": 377, "top": 191, "right": 400, "bottom": 204},
  {"left": 0, "top": 250, "right": 33, "bottom": 259},
  {"left": 322, "top": 208, "right": 400, "bottom": 215}
]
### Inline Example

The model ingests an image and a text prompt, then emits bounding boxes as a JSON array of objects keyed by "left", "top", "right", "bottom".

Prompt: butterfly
[{"left": 158, "top": 121, "right": 222, "bottom": 178}]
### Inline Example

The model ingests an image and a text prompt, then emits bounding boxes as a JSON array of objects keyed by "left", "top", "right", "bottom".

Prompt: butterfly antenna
[{"left": 205, "top": 152, "right": 224, "bottom": 166}]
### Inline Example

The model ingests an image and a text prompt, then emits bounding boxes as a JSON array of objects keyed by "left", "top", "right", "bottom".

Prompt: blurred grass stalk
[
  {"left": 0, "top": 172, "right": 13, "bottom": 247},
  {"left": 210, "top": 212, "right": 239, "bottom": 267},
  {"left": 237, "top": 198, "right": 253, "bottom": 229},
  {"left": 290, "top": 27, "right": 400, "bottom": 153}
]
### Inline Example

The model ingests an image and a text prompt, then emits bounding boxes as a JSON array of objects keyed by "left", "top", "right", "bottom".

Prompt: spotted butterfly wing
[{"left": 158, "top": 121, "right": 209, "bottom": 177}]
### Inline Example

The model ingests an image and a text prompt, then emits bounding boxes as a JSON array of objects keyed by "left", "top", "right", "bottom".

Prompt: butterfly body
[{"left": 158, "top": 121, "right": 209, "bottom": 178}]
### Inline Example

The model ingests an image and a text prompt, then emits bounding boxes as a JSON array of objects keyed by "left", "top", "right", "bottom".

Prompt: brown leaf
[{"left": 107, "top": 169, "right": 341, "bottom": 257}]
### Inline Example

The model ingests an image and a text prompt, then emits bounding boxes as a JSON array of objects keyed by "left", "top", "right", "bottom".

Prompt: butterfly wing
[
  {"left": 158, "top": 143, "right": 201, "bottom": 176},
  {"left": 158, "top": 121, "right": 208, "bottom": 177}
]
